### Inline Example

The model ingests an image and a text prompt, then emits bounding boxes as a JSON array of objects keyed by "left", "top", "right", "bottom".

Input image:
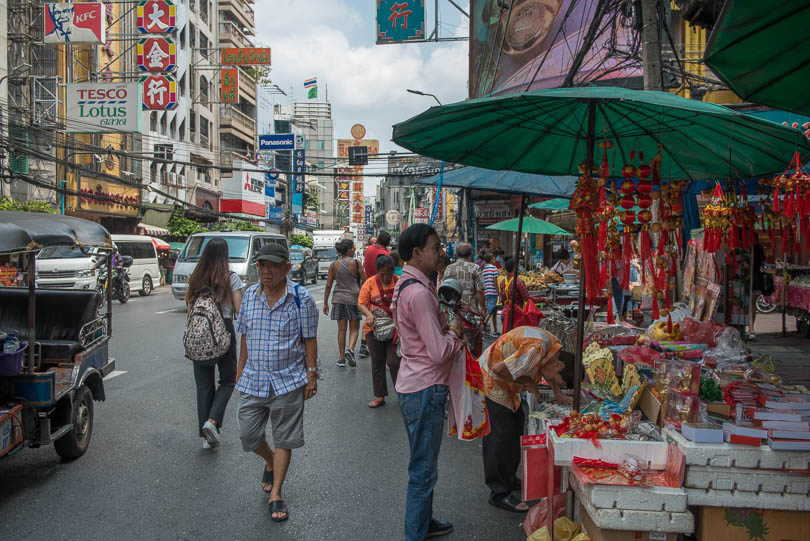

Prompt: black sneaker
[
  {"left": 336, "top": 358, "right": 346, "bottom": 368},
  {"left": 345, "top": 349, "right": 357, "bottom": 367},
  {"left": 359, "top": 344, "right": 369, "bottom": 357},
  {"left": 427, "top": 518, "right": 453, "bottom": 538}
]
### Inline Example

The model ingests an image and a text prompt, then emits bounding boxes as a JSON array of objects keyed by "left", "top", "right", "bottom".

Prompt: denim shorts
[{"left": 485, "top": 294, "right": 499, "bottom": 315}]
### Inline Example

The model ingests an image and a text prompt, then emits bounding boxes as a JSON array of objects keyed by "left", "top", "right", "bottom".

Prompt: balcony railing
[
  {"left": 220, "top": 106, "right": 256, "bottom": 138},
  {"left": 219, "top": 21, "right": 254, "bottom": 49}
]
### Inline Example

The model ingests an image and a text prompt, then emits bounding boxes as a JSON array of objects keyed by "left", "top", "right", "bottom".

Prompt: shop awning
[
  {"left": 137, "top": 222, "right": 171, "bottom": 237},
  {"left": 152, "top": 237, "right": 172, "bottom": 251},
  {"left": 413, "top": 166, "right": 577, "bottom": 197}
]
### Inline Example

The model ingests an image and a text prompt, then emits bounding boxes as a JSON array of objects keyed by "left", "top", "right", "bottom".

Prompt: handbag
[{"left": 371, "top": 275, "right": 396, "bottom": 341}]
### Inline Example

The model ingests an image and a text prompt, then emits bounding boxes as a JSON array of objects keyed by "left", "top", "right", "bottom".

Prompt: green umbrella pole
[
  {"left": 508, "top": 195, "right": 527, "bottom": 332},
  {"left": 573, "top": 101, "right": 596, "bottom": 412}
]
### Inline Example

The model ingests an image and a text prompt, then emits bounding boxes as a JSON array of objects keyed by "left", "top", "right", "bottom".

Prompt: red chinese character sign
[
  {"left": 376, "top": 0, "right": 425, "bottom": 44},
  {"left": 136, "top": 37, "right": 176, "bottom": 72},
  {"left": 137, "top": 0, "right": 176, "bottom": 34},
  {"left": 140, "top": 74, "right": 177, "bottom": 110}
]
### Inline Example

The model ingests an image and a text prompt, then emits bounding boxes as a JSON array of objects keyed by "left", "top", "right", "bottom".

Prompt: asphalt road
[{"left": 0, "top": 283, "right": 527, "bottom": 541}]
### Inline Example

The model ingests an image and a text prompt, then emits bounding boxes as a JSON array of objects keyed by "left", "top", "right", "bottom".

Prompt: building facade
[{"left": 292, "top": 100, "right": 334, "bottom": 228}]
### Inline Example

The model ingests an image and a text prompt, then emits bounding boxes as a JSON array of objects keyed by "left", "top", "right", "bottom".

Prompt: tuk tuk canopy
[{"left": 0, "top": 211, "right": 113, "bottom": 253}]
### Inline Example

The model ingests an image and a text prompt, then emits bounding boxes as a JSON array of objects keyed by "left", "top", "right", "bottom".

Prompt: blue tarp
[{"left": 413, "top": 166, "right": 578, "bottom": 198}]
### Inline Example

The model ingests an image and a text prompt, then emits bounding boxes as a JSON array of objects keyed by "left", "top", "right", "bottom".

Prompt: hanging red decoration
[
  {"left": 702, "top": 183, "right": 729, "bottom": 253},
  {"left": 621, "top": 164, "right": 637, "bottom": 179},
  {"left": 569, "top": 164, "right": 600, "bottom": 306},
  {"left": 638, "top": 209, "right": 653, "bottom": 284},
  {"left": 606, "top": 295, "right": 615, "bottom": 325}
]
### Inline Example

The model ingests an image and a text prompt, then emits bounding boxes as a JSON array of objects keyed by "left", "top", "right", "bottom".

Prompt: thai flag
[{"left": 304, "top": 78, "right": 317, "bottom": 89}]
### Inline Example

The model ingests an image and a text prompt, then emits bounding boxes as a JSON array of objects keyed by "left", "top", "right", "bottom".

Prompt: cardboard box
[
  {"left": 698, "top": 507, "right": 810, "bottom": 541},
  {"left": 639, "top": 385, "right": 663, "bottom": 427},
  {"left": 579, "top": 504, "right": 677, "bottom": 541},
  {"left": 0, "top": 404, "right": 24, "bottom": 458}
]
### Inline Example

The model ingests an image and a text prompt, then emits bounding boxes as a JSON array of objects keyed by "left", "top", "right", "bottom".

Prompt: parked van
[
  {"left": 312, "top": 245, "right": 338, "bottom": 279},
  {"left": 111, "top": 235, "right": 161, "bottom": 296},
  {"left": 36, "top": 245, "right": 102, "bottom": 290},
  {"left": 171, "top": 231, "right": 288, "bottom": 301}
]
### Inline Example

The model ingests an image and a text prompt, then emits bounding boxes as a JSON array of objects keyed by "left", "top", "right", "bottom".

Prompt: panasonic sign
[{"left": 258, "top": 134, "right": 295, "bottom": 151}]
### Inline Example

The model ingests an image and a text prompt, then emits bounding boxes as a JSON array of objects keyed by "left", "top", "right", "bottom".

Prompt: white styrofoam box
[
  {"left": 684, "top": 487, "right": 810, "bottom": 511},
  {"left": 550, "top": 429, "right": 669, "bottom": 468},
  {"left": 573, "top": 475, "right": 695, "bottom": 533},
  {"left": 685, "top": 465, "right": 810, "bottom": 495},
  {"left": 664, "top": 427, "right": 810, "bottom": 470},
  {"left": 570, "top": 471, "right": 688, "bottom": 513}
]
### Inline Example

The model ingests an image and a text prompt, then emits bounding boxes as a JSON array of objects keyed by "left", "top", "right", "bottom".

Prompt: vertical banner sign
[
  {"left": 44, "top": 3, "right": 106, "bottom": 44},
  {"left": 136, "top": 0, "right": 176, "bottom": 34},
  {"left": 136, "top": 37, "right": 176, "bottom": 72},
  {"left": 221, "top": 68, "right": 239, "bottom": 103},
  {"left": 140, "top": 74, "right": 177, "bottom": 110},
  {"left": 376, "top": 0, "right": 425, "bottom": 44},
  {"left": 292, "top": 148, "right": 305, "bottom": 216}
]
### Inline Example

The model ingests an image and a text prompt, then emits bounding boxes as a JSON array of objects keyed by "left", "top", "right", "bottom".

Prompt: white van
[
  {"left": 171, "top": 231, "right": 288, "bottom": 301},
  {"left": 36, "top": 245, "right": 101, "bottom": 290},
  {"left": 111, "top": 235, "right": 161, "bottom": 296}
]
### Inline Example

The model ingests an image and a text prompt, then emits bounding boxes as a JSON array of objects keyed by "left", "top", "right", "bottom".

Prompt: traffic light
[{"left": 348, "top": 145, "right": 368, "bottom": 166}]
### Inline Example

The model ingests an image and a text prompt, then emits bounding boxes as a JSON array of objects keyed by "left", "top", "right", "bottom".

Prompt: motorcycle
[{"left": 96, "top": 255, "right": 133, "bottom": 307}]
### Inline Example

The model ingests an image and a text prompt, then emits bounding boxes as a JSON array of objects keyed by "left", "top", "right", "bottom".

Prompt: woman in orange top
[{"left": 357, "top": 255, "right": 400, "bottom": 408}]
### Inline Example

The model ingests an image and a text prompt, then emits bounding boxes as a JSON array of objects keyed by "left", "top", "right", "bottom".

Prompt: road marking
[
  {"left": 315, "top": 300, "right": 323, "bottom": 305},
  {"left": 155, "top": 307, "right": 185, "bottom": 314},
  {"left": 104, "top": 370, "right": 127, "bottom": 381}
]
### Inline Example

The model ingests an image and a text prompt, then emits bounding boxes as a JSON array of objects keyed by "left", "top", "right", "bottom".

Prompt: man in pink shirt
[{"left": 392, "top": 223, "right": 463, "bottom": 541}]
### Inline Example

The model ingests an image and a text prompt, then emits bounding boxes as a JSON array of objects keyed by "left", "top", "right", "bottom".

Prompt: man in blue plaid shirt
[{"left": 235, "top": 243, "right": 319, "bottom": 522}]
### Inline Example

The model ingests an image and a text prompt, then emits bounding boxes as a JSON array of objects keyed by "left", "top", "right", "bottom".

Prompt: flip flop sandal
[
  {"left": 269, "top": 499, "right": 289, "bottom": 522},
  {"left": 488, "top": 494, "right": 529, "bottom": 513},
  {"left": 368, "top": 398, "right": 386, "bottom": 408},
  {"left": 262, "top": 468, "right": 274, "bottom": 493}
]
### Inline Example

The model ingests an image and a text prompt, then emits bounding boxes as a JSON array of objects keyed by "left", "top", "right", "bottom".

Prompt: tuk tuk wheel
[{"left": 54, "top": 385, "right": 94, "bottom": 460}]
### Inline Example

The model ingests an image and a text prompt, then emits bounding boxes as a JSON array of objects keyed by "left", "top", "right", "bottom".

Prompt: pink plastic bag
[
  {"left": 618, "top": 346, "right": 662, "bottom": 368},
  {"left": 680, "top": 318, "right": 728, "bottom": 348},
  {"left": 522, "top": 494, "right": 567, "bottom": 537}
]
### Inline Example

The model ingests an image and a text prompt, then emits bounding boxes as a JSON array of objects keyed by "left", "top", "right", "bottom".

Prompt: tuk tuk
[{"left": 0, "top": 212, "right": 116, "bottom": 460}]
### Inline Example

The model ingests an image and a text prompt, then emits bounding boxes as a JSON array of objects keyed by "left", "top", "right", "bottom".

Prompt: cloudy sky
[{"left": 253, "top": 0, "right": 470, "bottom": 191}]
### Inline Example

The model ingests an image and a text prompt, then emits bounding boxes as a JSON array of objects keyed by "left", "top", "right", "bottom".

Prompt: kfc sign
[
  {"left": 136, "top": 37, "right": 176, "bottom": 72},
  {"left": 137, "top": 0, "right": 176, "bottom": 33},
  {"left": 65, "top": 83, "right": 142, "bottom": 133},
  {"left": 140, "top": 74, "right": 177, "bottom": 110},
  {"left": 44, "top": 3, "right": 106, "bottom": 44}
]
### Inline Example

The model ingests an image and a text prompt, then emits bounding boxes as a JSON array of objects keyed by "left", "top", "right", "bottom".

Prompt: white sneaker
[
  {"left": 202, "top": 421, "right": 221, "bottom": 447},
  {"left": 202, "top": 439, "right": 212, "bottom": 450}
]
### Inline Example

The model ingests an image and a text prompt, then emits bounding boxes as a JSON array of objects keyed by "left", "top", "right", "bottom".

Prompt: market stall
[{"left": 393, "top": 86, "right": 810, "bottom": 539}]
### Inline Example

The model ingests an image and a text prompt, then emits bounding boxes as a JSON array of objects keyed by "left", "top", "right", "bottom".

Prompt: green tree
[
  {"left": 245, "top": 66, "right": 272, "bottom": 85},
  {"left": 167, "top": 212, "right": 207, "bottom": 238},
  {"left": 290, "top": 233, "right": 312, "bottom": 248},
  {"left": 303, "top": 190, "right": 320, "bottom": 212},
  {"left": 0, "top": 196, "right": 57, "bottom": 213}
]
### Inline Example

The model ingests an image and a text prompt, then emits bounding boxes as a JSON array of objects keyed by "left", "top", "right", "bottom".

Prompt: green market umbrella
[
  {"left": 705, "top": 1, "right": 810, "bottom": 116},
  {"left": 392, "top": 86, "right": 810, "bottom": 180},
  {"left": 529, "top": 198, "right": 571, "bottom": 211},
  {"left": 392, "top": 86, "right": 810, "bottom": 412},
  {"left": 487, "top": 216, "right": 572, "bottom": 236}
]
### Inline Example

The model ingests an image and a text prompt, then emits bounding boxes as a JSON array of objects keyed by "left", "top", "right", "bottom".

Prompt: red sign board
[
  {"left": 137, "top": 0, "right": 176, "bottom": 33},
  {"left": 141, "top": 74, "right": 177, "bottom": 110},
  {"left": 220, "top": 68, "right": 239, "bottom": 103},
  {"left": 221, "top": 48, "right": 271, "bottom": 66},
  {"left": 136, "top": 37, "right": 176, "bottom": 72},
  {"left": 44, "top": 3, "right": 106, "bottom": 44}
]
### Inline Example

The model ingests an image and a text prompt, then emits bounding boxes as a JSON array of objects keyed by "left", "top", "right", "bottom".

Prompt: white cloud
[{"left": 254, "top": 0, "right": 469, "bottom": 160}]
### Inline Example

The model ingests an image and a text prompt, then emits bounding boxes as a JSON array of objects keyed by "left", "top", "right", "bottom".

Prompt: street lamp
[
  {"left": 0, "top": 63, "right": 32, "bottom": 88},
  {"left": 406, "top": 89, "right": 441, "bottom": 105}
]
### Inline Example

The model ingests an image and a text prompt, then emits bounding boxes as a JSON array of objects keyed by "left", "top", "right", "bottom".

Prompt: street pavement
[{"left": 0, "top": 283, "right": 527, "bottom": 540}]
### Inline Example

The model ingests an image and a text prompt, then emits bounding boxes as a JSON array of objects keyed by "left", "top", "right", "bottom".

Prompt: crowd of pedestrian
[{"left": 181, "top": 226, "right": 571, "bottom": 538}]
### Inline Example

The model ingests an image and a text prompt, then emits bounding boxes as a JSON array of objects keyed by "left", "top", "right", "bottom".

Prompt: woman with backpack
[
  {"left": 357, "top": 255, "right": 400, "bottom": 408},
  {"left": 185, "top": 238, "right": 243, "bottom": 450},
  {"left": 323, "top": 238, "right": 365, "bottom": 368}
]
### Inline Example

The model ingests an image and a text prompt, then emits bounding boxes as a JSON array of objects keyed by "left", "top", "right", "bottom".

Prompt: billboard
[
  {"left": 469, "top": 0, "right": 641, "bottom": 98},
  {"left": 65, "top": 83, "right": 142, "bottom": 133},
  {"left": 221, "top": 168, "right": 265, "bottom": 217},
  {"left": 79, "top": 177, "right": 139, "bottom": 216},
  {"left": 44, "top": 3, "right": 106, "bottom": 44},
  {"left": 258, "top": 134, "right": 294, "bottom": 151},
  {"left": 376, "top": 0, "right": 425, "bottom": 44}
]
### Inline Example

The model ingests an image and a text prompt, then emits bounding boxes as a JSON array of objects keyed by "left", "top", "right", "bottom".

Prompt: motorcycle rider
[{"left": 94, "top": 247, "right": 126, "bottom": 296}]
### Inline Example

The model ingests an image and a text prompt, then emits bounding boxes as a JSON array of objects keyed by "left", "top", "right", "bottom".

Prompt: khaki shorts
[{"left": 236, "top": 387, "right": 305, "bottom": 451}]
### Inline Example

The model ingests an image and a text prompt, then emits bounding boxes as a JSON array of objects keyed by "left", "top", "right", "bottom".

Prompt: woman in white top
[
  {"left": 550, "top": 248, "right": 575, "bottom": 275},
  {"left": 185, "top": 238, "right": 243, "bottom": 450}
]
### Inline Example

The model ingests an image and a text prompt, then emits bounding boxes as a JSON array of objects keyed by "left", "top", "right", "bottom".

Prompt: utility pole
[{"left": 641, "top": 0, "right": 664, "bottom": 91}]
